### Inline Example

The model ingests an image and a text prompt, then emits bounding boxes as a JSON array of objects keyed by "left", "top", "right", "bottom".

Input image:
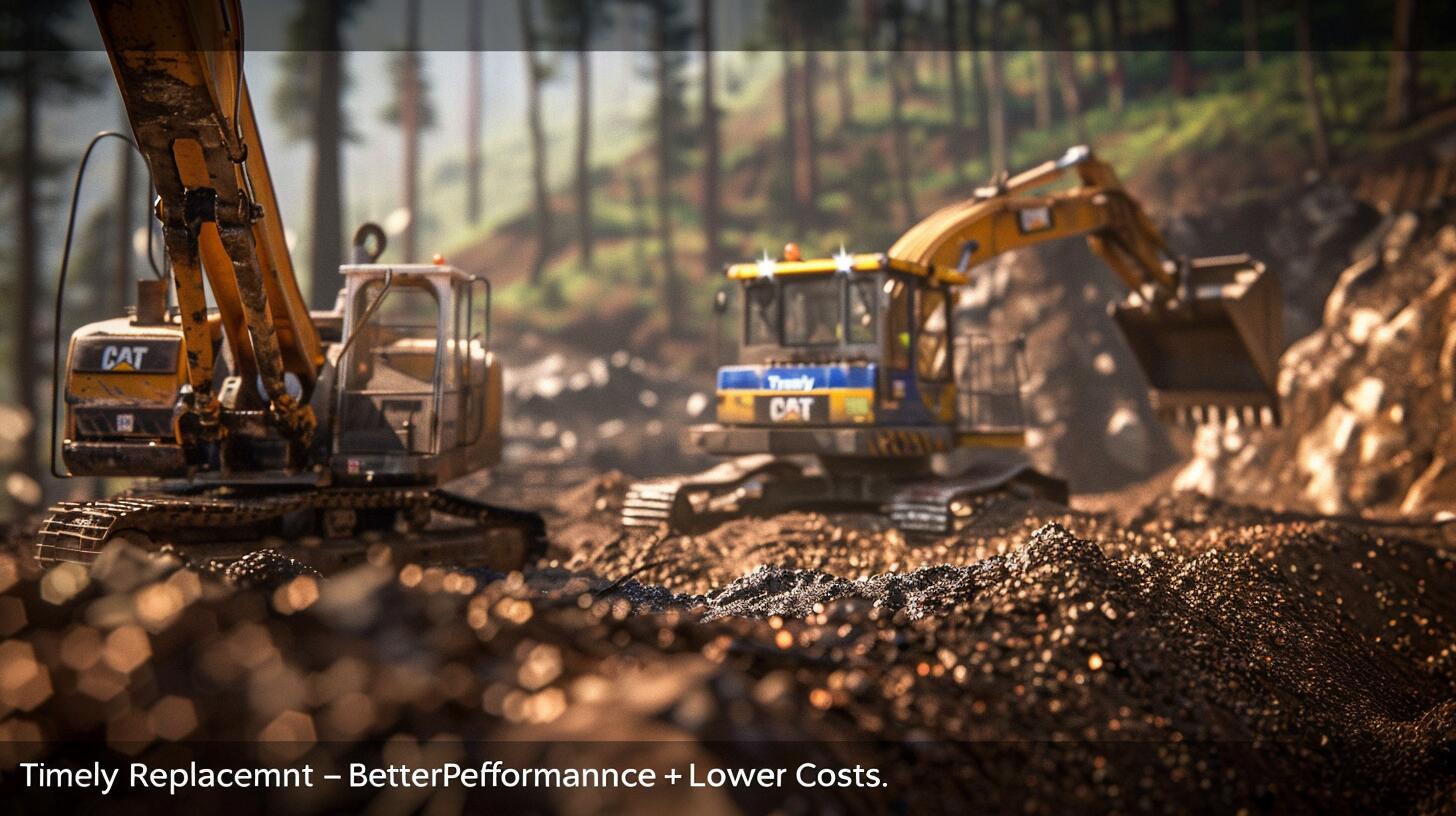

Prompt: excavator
[
  {"left": 623, "top": 146, "right": 1283, "bottom": 534},
  {"left": 36, "top": 0, "right": 541, "bottom": 565}
]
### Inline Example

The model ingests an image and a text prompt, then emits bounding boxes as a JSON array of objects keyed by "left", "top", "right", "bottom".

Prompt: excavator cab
[
  {"left": 694, "top": 252, "right": 1025, "bottom": 461},
  {"left": 631, "top": 255, "right": 1045, "bottom": 531},
  {"left": 333, "top": 263, "right": 503, "bottom": 485}
]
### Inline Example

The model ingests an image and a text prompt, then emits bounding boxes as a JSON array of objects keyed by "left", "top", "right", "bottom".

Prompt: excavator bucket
[{"left": 1112, "top": 255, "right": 1283, "bottom": 427}]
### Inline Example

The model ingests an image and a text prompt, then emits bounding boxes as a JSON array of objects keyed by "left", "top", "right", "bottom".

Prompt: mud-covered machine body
[
  {"left": 38, "top": 0, "right": 538, "bottom": 564},
  {"left": 625, "top": 146, "right": 1283, "bottom": 534}
]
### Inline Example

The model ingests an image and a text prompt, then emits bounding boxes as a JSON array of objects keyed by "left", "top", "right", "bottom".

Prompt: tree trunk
[
  {"left": 575, "top": 47, "right": 593, "bottom": 272},
  {"left": 1051, "top": 5, "right": 1085, "bottom": 141},
  {"left": 1087, "top": 0, "right": 1110, "bottom": 105},
  {"left": 628, "top": 172, "right": 651, "bottom": 286},
  {"left": 889, "top": 51, "right": 917, "bottom": 223},
  {"left": 985, "top": 1, "right": 1008, "bottom": 177},
  {"left": 653, "top": 9, "right": 681, "bottom": 336},
  {"left": 519, "top": 0, "right": 551, "bottom": 283},
  {"left": 1107, "top": 0, "right": 1126, "bottom": 113},
  {"left": 780, "top": 48, "right": 803, "bottom": 230},
  {"left": 965, "top": 0, "right": 989, "bottom": 165},
  {"left": 310, "top": 32, "right": 344, "bottom": 307},
  {"left": 16, "top": 44, "right": 38, "bottom": 485},
  {"left": 1242, "top": 0, "right": 1261, "bottom": 72},
  {"left": 400, "top": 0, "right": 421, "bottom": 263},
  {"left": 466, "top": 0, "right": 484, "bottom": 224},
  {"left": 944, "top": 0, "right": 965, "bottom": 149},
  {"left": 1171, "top": 0, "right": 1193, "bottom": 97},
  {"left": 834, "top": 50, "right": 853, "bottom": 131},
  {"left": 802, "top": 47, "right": 822, "bottom": 212},
  {"left": 1028, "top": 17, "right": 1053, "bottom": 129},
  {"left": 1384, "top": 0, "right": 1417, "bottom": 127},
  {"left": 1318, "top": 52, "right": 1348, "bottom": 130},
  {"left": 700, "top": 0, "right": 722, "bottom": 273},
  {"left": 1295, "top": 0, "right": 1331, "bottom": 171}
]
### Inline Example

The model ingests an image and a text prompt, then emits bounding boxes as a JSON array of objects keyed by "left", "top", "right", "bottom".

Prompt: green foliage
[
  {"left": 272, "top": 0, "right": 368, "bottom": 142},
  {"left": 845, "top": 147, "right": 899, "bottom": 249},
  {"left": 541, "top": 0, "right": 612, "bottom": 49},
  {"left": 639, "top": 0, "right": 694, "bottom": 180},
  {"left": 380, "top": 52, "right": 437, "bottom": 130},
  {"left": 454, "top": 1, "right": 1456, "bottom": 346},
  {"left": 0, "top": 2, "right": 102, "bottom": 98}
]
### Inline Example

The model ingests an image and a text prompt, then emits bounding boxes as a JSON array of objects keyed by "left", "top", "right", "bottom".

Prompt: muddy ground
[{"left": 3, "top": 484, "right": 1456, "bottom": 813}]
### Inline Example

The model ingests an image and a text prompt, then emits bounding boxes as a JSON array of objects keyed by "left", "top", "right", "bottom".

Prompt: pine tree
[
  {"left": 380, "top": 0, "right": 436, "bottom": 262},
  {"left": 519, "top": 0, "right": 553, "bottom": 283},
  {"left": 0, "top": 2, "right": 100, "bottom": 492},
  {"left": 275, "top": 0, "right": 365, "bottom": 307},
  {"left": 699, "top": 0, "right": 723, "bottom": 273}
]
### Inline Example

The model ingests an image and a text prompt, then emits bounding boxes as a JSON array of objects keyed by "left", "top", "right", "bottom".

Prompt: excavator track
[
  {"left": 35, "top": 487, "right": 545, "bottom": 567},
  {"left": 624, "top": 454, "right": 1067, "bottom": 536},
  {"left": 622, "top": 455, "right": 825, "bottom": 532},
  {"left": 885, "top": 469, "right": 1067, "bottom": 535}
]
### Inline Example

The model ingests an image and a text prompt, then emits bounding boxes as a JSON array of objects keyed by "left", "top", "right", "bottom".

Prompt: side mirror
[{"left": 712, "top": 287, "right": 730, "bottom": 315}]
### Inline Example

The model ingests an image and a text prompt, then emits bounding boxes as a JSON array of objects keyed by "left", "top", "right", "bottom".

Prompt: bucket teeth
[
  {"left": 621, "top": 482, "right": 682, "bottom": 528},
  {"left": 1162, "top": 401, "right": 1282, "bottom": 429}
]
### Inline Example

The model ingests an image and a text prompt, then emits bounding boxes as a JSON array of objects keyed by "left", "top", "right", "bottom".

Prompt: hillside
[
  {"left": 453, "top": 49, "right": 1456, "bottom": 361},
  {"left": 454, "top": 51, "right": 1456, "bottom": 497}
]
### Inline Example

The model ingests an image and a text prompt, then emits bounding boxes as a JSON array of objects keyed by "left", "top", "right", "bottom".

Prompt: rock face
[
  {"left": 1177, "top": 212, "right": 1456, "bottom": 517},
  {"left": 951, "top": 182, "right": 1387, "bottom": 495}
]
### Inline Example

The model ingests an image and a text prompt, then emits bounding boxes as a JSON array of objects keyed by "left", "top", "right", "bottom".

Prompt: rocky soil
[
  {"left": 3, "top": 485, "right": 1455, "bottom": 812},
  {"left": 1179, "top": 207, "right": 1456, "bottom": 519}
]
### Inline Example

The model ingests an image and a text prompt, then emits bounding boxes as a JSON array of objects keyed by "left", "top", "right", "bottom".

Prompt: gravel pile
[{"left": 4, "top": 491, "right": 1455, "bottom": 812}]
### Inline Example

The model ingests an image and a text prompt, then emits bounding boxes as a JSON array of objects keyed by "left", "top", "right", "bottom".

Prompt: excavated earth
[{"left": 3, "top": 485, "right": 1456, "bottom": 813}]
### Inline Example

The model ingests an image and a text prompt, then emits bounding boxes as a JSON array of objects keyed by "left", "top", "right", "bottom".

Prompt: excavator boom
[
  {"left": 887, "top": 145, "right": 1282, "bottom": 422},
  {"left": 40, "top": 0, "right": 544, "bottom": 566},
  {"left": 93, "top": 0, "right": 321, "bottom": 439}
]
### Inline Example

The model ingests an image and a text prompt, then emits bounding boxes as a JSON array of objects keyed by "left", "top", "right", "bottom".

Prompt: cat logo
[
  {"left": 100, "top": 345, "right": 150, "bottom": 372},
  {"left": 768, "top": 396, "right": 814, "bottom": 422}
]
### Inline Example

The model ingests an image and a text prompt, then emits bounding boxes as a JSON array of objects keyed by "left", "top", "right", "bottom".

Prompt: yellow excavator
[
  {"left": 623, "top": 146, "right": 1282, "bottom": 533},
  {"left": 37, "top": 0, "right": 540, "bottom": 564}
]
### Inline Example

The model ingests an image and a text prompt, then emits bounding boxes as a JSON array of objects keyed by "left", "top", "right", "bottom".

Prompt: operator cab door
[
  {"left": 914, "top": 283, "right": 953, "bottom": 422},
  {"left": 880, "top": 275, "right": 953, "bottom": 424},
  {"left": 335, "top": 267, "right": 499, "bottom": 482},
  {"left": 883, "top": 275, "right": 913, "bottom": 410},
  {"left": 445, "top": 276, "right": 495, "bottom": 455},
  {"left": 337, "top": 275, "right": 444, "bottom": 458}
]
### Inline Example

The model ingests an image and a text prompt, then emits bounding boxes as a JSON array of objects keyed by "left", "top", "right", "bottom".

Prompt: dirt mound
[
  {"left": 457, "top": 341, "right": 716, "bottom": 512},
  {"left": 6, "top": 493, "right": 1455, "bottom": 811},
  {"left": 1179, "top": 212, "right": 1456, "bottom": 517}
]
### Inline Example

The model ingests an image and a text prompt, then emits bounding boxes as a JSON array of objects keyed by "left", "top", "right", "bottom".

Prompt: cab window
[
  {"left": 348, "top": 280, "right": 439, "bottom": 392},
  {"left": 847, "top": 278, "right": 878, "bottom": 344},
  {"left": 744, "top": 283, "right": 778, "bottom": 346},
  {"left": 916, "top": 287, "right": 950, "bottom": 381},
  {"left": 783, "top": 278, "right": 840, "bottom": 346},
  {"left": 886, "top": 278, "right": 911, "bottom": 369}
]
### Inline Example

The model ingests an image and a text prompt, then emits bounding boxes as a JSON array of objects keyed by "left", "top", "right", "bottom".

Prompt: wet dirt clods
[{"left": 5, "top": 488, "right": 1455, "bottom": 812}]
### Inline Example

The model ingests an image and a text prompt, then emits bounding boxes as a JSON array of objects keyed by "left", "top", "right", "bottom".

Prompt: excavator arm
[
  {"left": 887, "top": 146, "right": 1283, "bottom": 424},
  {"left": 92, "top": 0, "right": 323, "bottom": 443}
]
